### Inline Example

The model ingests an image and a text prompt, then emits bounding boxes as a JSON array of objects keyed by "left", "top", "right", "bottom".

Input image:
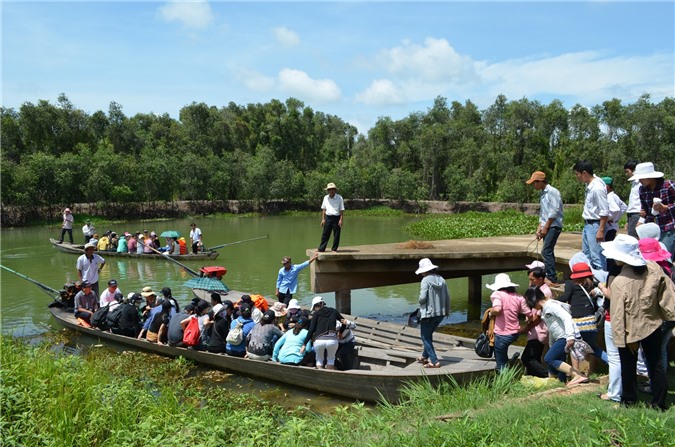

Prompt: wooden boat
[
  {"left": 48, "top": 301, "right": 499, "bottom": 403},
  {"left": 49, "top": 238, "right": 219, "bottom": 260}
]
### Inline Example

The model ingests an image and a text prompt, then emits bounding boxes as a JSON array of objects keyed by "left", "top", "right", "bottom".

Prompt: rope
[{"left": 526, "top": 237, "right": 542, "bottom": 261}]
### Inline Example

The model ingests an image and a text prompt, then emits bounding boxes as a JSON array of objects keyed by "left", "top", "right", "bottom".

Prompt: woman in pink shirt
[{"left": 487, "top": 273, "right": 532, "bottom": 372}]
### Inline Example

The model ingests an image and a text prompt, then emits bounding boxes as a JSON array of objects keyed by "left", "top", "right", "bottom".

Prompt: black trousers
[
  {"left": 618, "top": 328, "right": 668, "bottom": 410},
  {"left": 521, "top": 339, "right": 548, "bottom": 378},
  {"left": 318, "top": 215, "right": 341, "bottom": 252},
  {"left": 59, "top": 228, "right": 73, "bottom": 243},
  {"left": 278, "top": 291, "right": 292, "bottom": 306}
]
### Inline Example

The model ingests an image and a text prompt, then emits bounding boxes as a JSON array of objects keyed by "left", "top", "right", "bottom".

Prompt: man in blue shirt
[
  {"left": 275, "top": 253, "right": 319, "bottom": 305},
  {"left": 526, "top": 170, "right": 564, "bottom": 284}
]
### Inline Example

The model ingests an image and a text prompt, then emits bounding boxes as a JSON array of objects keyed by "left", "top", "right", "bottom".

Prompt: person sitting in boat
[
  {"left": 116, "top": 234, "right": 128, "bottom": 253},
  {"left": 270, "top": 302, "right": 288, "bottom": 332},
  {"left": 171, "top": 237, "right": 181, "bottom": 255},
  {"left": 160, "top": 287, "right": 180, "bottom": 312},
  {"left": 236, "top": 295, "right": 263, "bottom": 323},
  {"left": 150, "top": 232, "right": 160, "bottom": 250},
  {"left": 111, "top": 293, "right": 143, "bottom": 338},
  {"left": 140, "top": 288, "right": 176, "bottom": 335},
  {"left": 335, "top": 318, "right": 357, "bottom": 371},
  {"left": 88, "top": 233, "right": 99, "bottom": 247},
  {"left": 127, "top": 232, "right": 137, "bottom": 254},
  {"left": 138, "top": 300, "right": 173, "bottom": 344},
  {"left": 246, "top": 310, "right": 284, "bottom": 361},
  {"left": 273, "top": 317, "right": 314, "bottom": 366},
  {"left": 142, "top": 234, "right": 155, "bottom": 254},
  {"left": 300, "top": 296, "right": 346, "bottom": 370},
  {"left": 226, "top": 303, "right": 256, "bottom": 357},
  {"left": 60, "top": 282, "right": 79, "bottom": 309},
  {"left": 178, "top": 237, "right": 188, "bottom": 255},
  {"left": 285, "top": 299, "right": 303, "bottom": 330},
  {"left": 166, "top": 304, "right": 195, "bottom": 347},
  {"left": 97, "top": 232, "right": 110, "bottom": 251},
  {"left": 73, "top": 281, "right": 98, "bottom": 323},
  {"left": 204, "top": 300, "right": 234, "bottom": 354},
  {"left": 99, "top": 279, "right": 123, "bottom": 308},
  {"left": 108, "top": 232, "right": 119, "bottom": 251},
  {"left": 140, "top": 286, "right": 159, "bottom": 323}
]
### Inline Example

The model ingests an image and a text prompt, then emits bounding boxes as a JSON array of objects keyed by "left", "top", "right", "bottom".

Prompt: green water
[{"left": 0, "top": 214, "right": 530, "bottom": 336}]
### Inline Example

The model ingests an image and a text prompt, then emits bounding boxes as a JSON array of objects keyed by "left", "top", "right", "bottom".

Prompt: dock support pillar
[
  {"left": 467, "top": 274, "right": 483, "bottom": 321},
  {"left": 335, "top": 289, "right": 352, "bottom": 315}
]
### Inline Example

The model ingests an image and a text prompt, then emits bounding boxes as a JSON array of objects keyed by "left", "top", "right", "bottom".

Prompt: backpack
[
  {"left": 226, "top": 319, "right": 244, "bottom": 345},
  {"left": 91, "top": 305, "right": 112, "bottom": 330},
  {"left": 182, "top": 317, "right": 201, "bottom": 347},
  {"left": 106, "top": 304, "right": 125, "bottom": 328},
  {"left": 474, "top": 332, "right": 494, "bottom": 359}
]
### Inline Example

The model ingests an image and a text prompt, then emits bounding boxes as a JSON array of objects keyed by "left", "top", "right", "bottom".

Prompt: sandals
[
  {"left": 423, "top": 361, "right": 441, "bottom": 368},
  {"left": 416, "top": 357, "right": 429, "bottom": 364}
]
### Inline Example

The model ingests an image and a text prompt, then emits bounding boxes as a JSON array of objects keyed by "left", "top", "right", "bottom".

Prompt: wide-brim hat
[
  {"left": 415, "top": 258, "right": 438, "bottom": 275},
  {"left": 569, "top": 262, "right": 594, "bottom": 280},
  {"left": 486, "top": 273, "right": 518, "bottom": 291},
  {"left": 287, "top": 299, "right": 301, "bottom": 310},
  {"left": 325, "top": 182, "right": 337, "bottom": 190},
  {"left": 272, "top": 301, "right": 288, "bottom": 317},
  {"left": 636, "top": 222, "right": 661, "bottom": 240},
  {"left": 627, "top": 162, "right": 664, "bottom": 181},
  {"left": 601, "top": 234, "right": 646, "bottom": 267},
  {"left": 638, "top": 238, "right": 672, "bottom": 262},
  {"left": 141, "top": 286, "right": 156, "bottom": 297}
]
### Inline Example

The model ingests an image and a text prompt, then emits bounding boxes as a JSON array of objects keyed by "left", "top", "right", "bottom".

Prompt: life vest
[
  {"left": 248, "top": 294, "right": 269, "bottom": 312},
  {"left": 178, "top": 238, "right": 187, "bottom": 255}
]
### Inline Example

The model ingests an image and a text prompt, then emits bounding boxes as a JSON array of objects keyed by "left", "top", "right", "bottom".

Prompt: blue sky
[{"left": 3, "top": 1, "right": 674, "bottom": 134}]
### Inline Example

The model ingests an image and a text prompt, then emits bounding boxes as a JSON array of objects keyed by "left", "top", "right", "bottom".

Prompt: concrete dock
[{"left": 308, "top": 232, "right": 584, "bottom": 313}]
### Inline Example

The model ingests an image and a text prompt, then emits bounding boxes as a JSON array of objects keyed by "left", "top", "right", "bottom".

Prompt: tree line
[{"left": 2, "top": 93, "right": 673, "bottom": 207}]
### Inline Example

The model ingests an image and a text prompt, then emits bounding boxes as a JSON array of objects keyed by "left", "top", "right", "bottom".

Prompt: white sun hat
[
  {"left": 636, "top": 222, "right": 661, "bottom": 240},
  {"left": 415, "top": 258, "right": 439, "bottom": 275},
  {"left": 486, "top": 273, "right": 519, "bottom": 291},
  {"left": 600, "top": 234, "right": 646, "bottom": 267},
  {"left": 627, "top": 162, "right": 664, "bottom": 181}
]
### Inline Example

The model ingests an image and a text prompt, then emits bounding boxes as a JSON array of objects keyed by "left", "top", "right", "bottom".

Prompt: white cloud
[
  {"left": 356, "top": 79, "right": 406, "bottom": 106},
  {"left": 377, "top": 37, "right": 478, "bottom": 83},
  {"left": 158, "top": 0, "right": 214, "bottom": 30},
  {"left": 233, "top": 67, "right": 276, "bottom": 93},
  {"left": 278, "top": 68, "right": 341, "bottom": 103},
  {"left": 273, "top": 26, "right": 300, "bottom": 47}
]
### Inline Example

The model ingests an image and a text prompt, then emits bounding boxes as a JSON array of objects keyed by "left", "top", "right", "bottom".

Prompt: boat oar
[
  {"left": 0, "top": 264, "right": 61, "bottom": 295},
  {"left": 207, "top": 234, "right": 269, "bottom": 251},
  {"left": 141, "top": 242, "right": 201, "bottom": 277}
]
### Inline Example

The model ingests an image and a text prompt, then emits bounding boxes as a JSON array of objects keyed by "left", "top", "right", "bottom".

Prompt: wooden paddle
[
  {"left": 206, "top": 234, "right": 269, "bottom": 251},
  {"left": 0, "top": 264, "right": 62, "bottom": 301},
  {"left": 140, "top": 241, "right": 201, "bottom": 277}
]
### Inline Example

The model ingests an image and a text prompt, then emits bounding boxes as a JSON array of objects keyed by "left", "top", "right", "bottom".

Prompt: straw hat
[
  {"left": 272, "top": 301, "right": 288, "bottom": 317},
  {"left": 415, "top": 258, "right": 438, "bottom": 275},
  {"left": 486, "top": 273, "right": 519, "bottom": 291},
  {"left": 325, "top": 182, "right": 337, "bottom": 190},
  {"left": 601, "top": 234, "right": 646, "bottom": 267},
  {"left": 141, "top": 286, "right": 156, "bottom": 297}
]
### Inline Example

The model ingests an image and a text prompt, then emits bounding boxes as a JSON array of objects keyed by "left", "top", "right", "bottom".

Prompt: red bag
[{"left": 182, "top": 316, "right": 200, "bottom": 347}]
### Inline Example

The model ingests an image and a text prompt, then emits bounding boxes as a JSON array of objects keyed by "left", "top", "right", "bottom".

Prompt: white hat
[
  {"left": 84, "top": 243, "right": 96, "bottom": 250},
  {"left": 287, "top": 299, "right": 301, "bottom": 310},
  {"left": 627, "top": 162, "right": 664, "bottom": 181},
  {"left": 212, "top": 303, "right": 224, "bottom": 316},
  {"left": 311, "top": 296, "right": 325, "bottom": 308},
  {"left": 525, "top": 260, "right": 545, "bottom": 269},
  {"left": 636, "top": 222, "right": 661, "bottom": 240},
  {"left": 486, "top": 273, "right": 519, "bottom": 291},
  {"left": 127, "top": 292, "right": 136, "bottom": 300},
  {"left": 415, "top": 258, "right": 439, "bottom": 275},
  {"left": 568, "top": 251, "right": 609, "bottom": 283},
  {"left": 601, "top": 234, "right": 646, "bottom": 267}
]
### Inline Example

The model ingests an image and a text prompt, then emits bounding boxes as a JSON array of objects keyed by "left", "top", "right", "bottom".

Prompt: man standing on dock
[
  {"left": 275, "top": 253, "right": 319, "bottom": 306},
  {"left": 318, "top": 182, "right": 345, "bottom": 252},
  {"left": 526, "top": 170, "right": 563, "bottom": 285},
  {"left": 574, "top": 160, "right": 609, "bottom": 270}
]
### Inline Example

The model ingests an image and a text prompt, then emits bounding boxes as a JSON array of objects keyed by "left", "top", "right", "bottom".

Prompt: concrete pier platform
[{"left": 307, "top": 232, "right": 584, "bottom": 313}]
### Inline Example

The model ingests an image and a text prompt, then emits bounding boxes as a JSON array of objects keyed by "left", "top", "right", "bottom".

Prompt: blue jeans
[
  {"left": 582, "top": 221, "right": 606, "bottom": 270},
  {"left": 544, "top": 338, "right": 568, "bottom": 382},
  {"left": 420, "top": 315, "right": 444, "bottom": 364},
  {"left": 493, "top": 333, "right": 520, "bottom": 371},
  {"left": 660, "top": 230, "right": 675, "bottom": 262},
  {"left": 542, "top": 226, "right": 561, "bottom": 282}
]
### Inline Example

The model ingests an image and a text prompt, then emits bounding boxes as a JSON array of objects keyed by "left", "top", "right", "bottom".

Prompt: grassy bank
[{"left": 2, "top": 336, "right": 672, "bottom": 447}]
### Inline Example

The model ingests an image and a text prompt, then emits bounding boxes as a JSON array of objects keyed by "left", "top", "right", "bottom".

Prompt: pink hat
[
  {"left": 64, "top": 208, "right": 71, "bottom": 213},
  {"left": 638, "top": 238, "right": 672, "bottom": 262}
]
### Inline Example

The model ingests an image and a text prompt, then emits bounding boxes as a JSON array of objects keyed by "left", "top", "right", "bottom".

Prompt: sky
[{"left": 2, "top": 1, "right": 674, "bottom": 134}]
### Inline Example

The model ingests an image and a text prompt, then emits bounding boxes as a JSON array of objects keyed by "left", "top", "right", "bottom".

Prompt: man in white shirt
[
  {"left": 318, "top": 182, "right": 345, "bottom": 252},
  {"left": 82, "top": 220, "right": 96, "bottom": 244},
  {"left": 602, "top": 176, "right": 627, "bottom": 242},
  {"left": 76, "top": 243, "right": 106, "bottom": 297},
  {"left": 99, "top": 279, "right": 123, "bottom": 308},
  {"left": 573, "top": 160, "right": 609, "bottom": 270},
  {"left": 623, "top": 160, "right": 641, "bottom": 238},
  {"left": 189, "top": 223, "right": 202, "bottom": 254}
]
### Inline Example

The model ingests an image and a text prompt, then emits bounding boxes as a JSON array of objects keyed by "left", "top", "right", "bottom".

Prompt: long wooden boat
[
  {"left": 49, "top": 302, "right": 498, "bottom": 403},
  {"left": 49, "top": 238, "right": 219, "bottom": 260}
]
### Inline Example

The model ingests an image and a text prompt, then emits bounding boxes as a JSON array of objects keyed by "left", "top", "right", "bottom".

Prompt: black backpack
[
  {"left": 106, "top": 304, "right": 125, "bottom": 328},
  {"left": 91, "top": 305, "right": 112, "bottom": 330}
]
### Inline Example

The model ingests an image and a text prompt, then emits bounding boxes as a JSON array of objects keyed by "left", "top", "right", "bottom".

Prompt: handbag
[
  {"left": 407, "top": 308, "right": 421, "bottom": 328},
  {"left": 474, "top": 332, "right": 494, "bottom": 358}
]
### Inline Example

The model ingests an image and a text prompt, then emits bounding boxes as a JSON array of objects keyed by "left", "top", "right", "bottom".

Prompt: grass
[{"left": 2, "top": 336, "right": 673, "bottom": 447}]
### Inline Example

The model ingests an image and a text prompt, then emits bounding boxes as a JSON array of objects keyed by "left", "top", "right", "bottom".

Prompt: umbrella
[
  {"left": 160, "top": 230, "right": 181, "bottom": 238},
  {"left": 183, "top": 277, "right": 230, "bottom": 292}
]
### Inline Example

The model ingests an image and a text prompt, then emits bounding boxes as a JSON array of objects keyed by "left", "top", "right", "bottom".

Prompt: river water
[{"left": 1, "top": 214, "right": 532, "bottom": 336}]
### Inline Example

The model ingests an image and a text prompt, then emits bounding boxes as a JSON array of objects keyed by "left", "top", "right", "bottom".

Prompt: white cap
[
  {"left": 212, "top": 304, "right": 224, "bottom": 316},
  {"left": 287, "top": 299, "right": 301, "bottom": 310},
  {"left": 311, "top": 296, "right": 325, "bottom": 308},
  {"left": 525, "top": 260, "right": 545, "bottom": 269}
]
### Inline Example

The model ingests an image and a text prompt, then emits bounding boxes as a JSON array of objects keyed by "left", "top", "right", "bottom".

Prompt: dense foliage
[
  {"left": 2, "top": 93, "right": 673, "bottom": 207},
  {"left": 2, "top": 336, "right": 673, "bottom": 447}
]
